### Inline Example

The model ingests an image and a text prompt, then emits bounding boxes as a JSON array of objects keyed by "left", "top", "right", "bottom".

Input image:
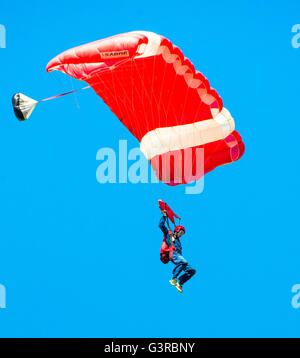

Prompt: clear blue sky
[{"left": 1, "top": 0, "right": 300, "bottom": 338}]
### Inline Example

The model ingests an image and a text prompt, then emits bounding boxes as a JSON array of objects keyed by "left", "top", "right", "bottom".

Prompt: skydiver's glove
[{"left": 161, "top": 210, "right": 167, "bottom": 217}]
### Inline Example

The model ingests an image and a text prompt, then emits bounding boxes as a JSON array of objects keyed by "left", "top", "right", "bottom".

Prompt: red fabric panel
[{"left": 46, "top": 32, "right": 150, "bottom": 78}]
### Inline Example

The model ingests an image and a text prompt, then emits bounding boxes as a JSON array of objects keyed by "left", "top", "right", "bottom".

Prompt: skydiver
[{"left": 158, "top": 210, "right": 196, "bottom": 293}]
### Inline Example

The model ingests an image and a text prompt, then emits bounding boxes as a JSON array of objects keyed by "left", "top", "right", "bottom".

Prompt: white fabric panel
[{"left": 140, "top": 108, "right": 235, "bottom": 160}]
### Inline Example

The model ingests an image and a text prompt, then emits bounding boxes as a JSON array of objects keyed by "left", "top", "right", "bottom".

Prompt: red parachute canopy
[
  {"left": 158, "top": 199, "right": 180, "bottom": 224},
  {"left": 46, "top": 31, "right": 244, "bottom": 185}
]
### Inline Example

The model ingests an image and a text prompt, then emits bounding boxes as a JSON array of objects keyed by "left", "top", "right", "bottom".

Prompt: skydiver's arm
[
  {"left": 159, "top": 215, "right": 172, "bottom": 246},
  {"left": 158, "top": 215, "right": 169, "bottom": 237}
]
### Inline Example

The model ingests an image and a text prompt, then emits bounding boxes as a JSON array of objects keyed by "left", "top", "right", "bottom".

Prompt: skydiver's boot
[
  {"left": 175, "top": 282, "right": 183, "bottom": 293},
  {"left": 169, "top": 278, "right": 177, "bottom": 286}
]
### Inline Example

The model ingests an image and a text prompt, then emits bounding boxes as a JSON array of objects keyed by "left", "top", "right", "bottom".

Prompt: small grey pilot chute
[
  {"left": 12, "top": 93, "right": 38, "bottom": 121},
  {"left": 12, "top": 86, "right": 90, "bottom": 121}
]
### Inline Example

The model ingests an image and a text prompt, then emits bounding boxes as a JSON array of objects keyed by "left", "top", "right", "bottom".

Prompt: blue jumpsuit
[{"left": 159, "top": 216, "right": 196, "bottom": 286}]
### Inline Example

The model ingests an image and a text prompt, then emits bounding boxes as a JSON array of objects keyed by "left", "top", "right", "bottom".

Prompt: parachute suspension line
[
  {"left": 129, "top": 58, "right": 140, "bottom": 139},
  {"left": 50, "top": 72, "right": 82, "bottom": 111},
  {"left": 164, "top": 202, "right": 171, "bottom": 230},
  {"left": 38, "top": 85, "right": 90, "bottom": 103},
  {"left": 112, "top": 64, "right": 135, "bottom": 133},
  {"left": 110, "top": 69, "right": 122, "bottom": 121},
  {"left": 92, "top": 69, "right": 136, "bottom": 139},
  {"left": 51, "top": 73, "right": 94, "bottom": 124},
  {"left": 69, "top": 77, "right": 82, "bottom": 110},
  {"left": 51, "top": 69, "right": 70, "bottom": 97},
  {"left": 93, "top": 67, "right": 142, "bottom": 141},
  {"left": 99, "top": 69, "right": 131, "bottom": 134},
  {"left": 157, "top": 54, "right": 166, "bottom": 130},
  {"left": 151, "top": 49, "right": 157, "bottom": 130},
  {"left": 129, "top": 59, "right": 147, "bottom": 140},
  {"left": 133, "top": 58, "right": 158, "bottom": 151},
  {"left": 165, "top": 59, "right": 178, "bottom": 128},
  {"left": 132, "top": 57, "right": 167, "bottom": 149},
  {"left": 131, "top": 59, "right": 147, "bottom": 137}
]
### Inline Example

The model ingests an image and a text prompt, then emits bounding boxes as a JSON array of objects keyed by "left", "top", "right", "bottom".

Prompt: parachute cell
[{"left": 46, "top": 31, "right": 244, "bottom": 185}]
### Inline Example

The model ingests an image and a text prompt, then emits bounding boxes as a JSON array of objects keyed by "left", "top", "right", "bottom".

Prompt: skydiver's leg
[
  {"left": 171, "top": 253, "right": 188, "bottom": 279},
  {"left": 178, "top": 263, "right": 196, "bottom": 286},
  {"left": 172, "top": 264, "right": 185, "bottom": 279}
]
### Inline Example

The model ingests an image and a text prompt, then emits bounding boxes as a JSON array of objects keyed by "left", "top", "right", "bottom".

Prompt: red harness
[{"left": 160, "top": 231, "right": 177, "bottom": 264}]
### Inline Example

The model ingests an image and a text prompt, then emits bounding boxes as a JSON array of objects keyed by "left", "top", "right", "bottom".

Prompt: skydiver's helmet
[{"left": 174, "top": 225, "right": 185, "bottom": 235}]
